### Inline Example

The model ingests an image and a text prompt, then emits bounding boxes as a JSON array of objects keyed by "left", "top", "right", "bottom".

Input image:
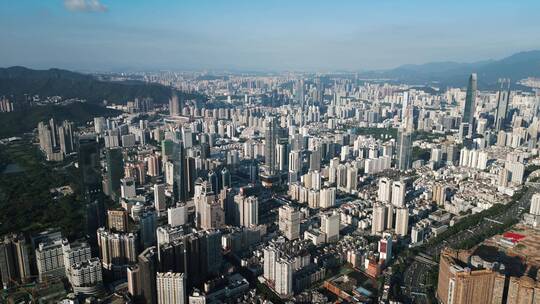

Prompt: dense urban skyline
[{"left": 1, "top": 0, "right": 540, "bottom": 71}]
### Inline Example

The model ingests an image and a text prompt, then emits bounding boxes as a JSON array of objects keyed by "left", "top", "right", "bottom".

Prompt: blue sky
[{"left": 1, "top": 0, "right": 539, "bottom": 71}]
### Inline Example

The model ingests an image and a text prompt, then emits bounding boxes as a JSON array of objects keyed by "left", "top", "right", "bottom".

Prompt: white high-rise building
[
  {"left": 321, "top": 213, "right": 340, "bottom": 243},
  {"left": 391, "top": 180, "right": 406, "bottom": 207},
  {"left": 62, "top": 240, "right": 91, "bottom": 283},
  {"left": 530, "top": 193, "right": 540, "bottom": 216},
  {"left": 234, "top": 194, "right": 259, "bottom": 227},
  {"left": 70, "top": 258, "right": 103, "bottom": 292},
  {"left": 378, "top": 178, "right": 392, "bottom": 203},
  {"left": 279, "top": 205, "right": 301, "bottom": 240},
  {"left": 167, "top": 203, "right": 189, "bottom": 227},
  {"left": 157, "top": 272, "right": 186, "bottom": 304},
  {"left": 320, "top": 187, "right": 336, "bottom": 209},
  {"left": 274, "top": 259, "right": 293, "bottom": 296},
  {"left": 371, "top": 203, "right": 387, "bottom": 235},
  {"left": 395, "top": 207, "right": 409, "bottom": 236}
]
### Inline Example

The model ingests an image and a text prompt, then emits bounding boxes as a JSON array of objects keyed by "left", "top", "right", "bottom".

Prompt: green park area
[{"left": 0, "top": 138, "right": 86, "bottom": 239}]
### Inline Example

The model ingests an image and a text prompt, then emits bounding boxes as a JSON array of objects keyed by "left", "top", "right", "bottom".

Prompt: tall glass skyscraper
[
  {"left": 462, "top": 73, "right": 477, "bottom": 137},
  {"left": 495, "top": 78, "right": 511, "bottom": 131},
  {"left": 264, "top": 116, "right": 278, "bottom": 175}
]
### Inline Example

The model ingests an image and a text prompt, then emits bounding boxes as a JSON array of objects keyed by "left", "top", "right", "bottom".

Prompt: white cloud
[{"left": 64, "top": 0, "right": 107, "bottom": 12}]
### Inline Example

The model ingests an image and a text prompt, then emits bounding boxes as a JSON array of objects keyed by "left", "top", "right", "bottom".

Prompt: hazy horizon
[{"left": 2, "top": 0, "right": 540, "bottom": 72}]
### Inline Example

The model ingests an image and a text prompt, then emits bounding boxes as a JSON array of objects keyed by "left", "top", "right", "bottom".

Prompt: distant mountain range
[
  {"left": 0, "top": 66, "right": 204, "bottom": 104},
  {"left": 360, "top": 50, "right": 540, "bottom": 88}
]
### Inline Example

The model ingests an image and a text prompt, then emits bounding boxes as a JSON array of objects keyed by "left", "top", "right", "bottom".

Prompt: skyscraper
[
  {"left": 173, "top": 141, "right": 189, "bottom": 203},
  {"left": 106, "top": 148, "right": 124, "bottom": 200},
  {"left": 278, "top": 205, "right": 301, "bottom": 240},
  {"left": 154, "top": 184, "right": 167, "bottom": 212},
  {"left": 462, "top": 73, "right": 477, "bottom": 137},
  {"left": 264, "top": 116, "right": 278, "bottom": 175},
  {"left": 138, "top": 246, "right": 158, "bottom": 304},
  {"left": 495, "top": 78, "right": 511, "bottom": 131},
  {"left": 169, "top": 92, "right": 180, "bottom": 116},
  {"left": 396, "top": 127, "right": 413, "bottom": 171},
  {"left": 78, "top": 135, "right": 102, "bottom": 199}
]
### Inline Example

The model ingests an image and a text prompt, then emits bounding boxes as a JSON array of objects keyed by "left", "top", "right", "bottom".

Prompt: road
[{"left": 400, "top": 184, "right": 539, "bottom": 303}]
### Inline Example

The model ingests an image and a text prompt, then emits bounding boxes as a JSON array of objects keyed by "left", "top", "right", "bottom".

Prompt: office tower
[
  {"left": 276, "top": 142, "right": 289, "bottom": 171},
  {"left": 264, "top": 116, "right": 278, "bottom": 175},
  {"left": 295, "top": 79, "right": 305, "bottom": 109},
  {"left": 391, "top": 180, "right": 406, "bottom": 207},
  {"left": 0, "top": 234, "right": 31, "bottom": 288},
  {"left": 432, "top": 184, "right": 447, "bottom": 206},
  {"left": 371, "top": 203, "right": 387, "bottom": 235},
  {"left": 96, "top": 228, "right": 138, "bottom": 272},
  {"left": 69, "top": 258, "right": 103, "bottom": 294},
  {"left": 169, "top": 92, "right": 180, "bottom": 116},
  {"left": 140, "top": 210, "right": 158, "bottom": 248},
  {"left": 120, "top": 177, "right": 136, "bottom": 199},
  {"left": 221, "top": 167, "right": 231, "bottom": 189},
  {"left": 62, "top": 240, "right": 91, "bottom": 282},
  {"left": 495, "top": 79, "right": 511, "bottom": 131},
  {"left": 278, "top": 205, "right": 301, "bottom": 240},
  {"left": 462, "top": 73, "right": 477, "bottom": 137},
  {"left": 207, "top": 170, "right": 219, "bottom": 194},
  {"left": 321, "top": 213, "right": 340, "bottom": 243},
  {"left": 288, "top": 150, "right": 302, "bottom": 173},
  {"left": 156, "top": 272, "right": 186, "bottom": 304},
  {"left": 78, "top": 135, "right": 102, "bottom": 199},
  {"left": 168, "top": 204, "right": 188, "bottom": 227},
  {"left": 106, "top": 148, "right": 124, "bottom": 200},
  {"left": 530, "top": 193, "right": 540, "bottom": 216},
  {"left": 275, "top": 259, "right": 293, "bottom": 296},
  {"left": 378, "top": 178, "right": 392, "bottom": 203},
  {"left": 173, "top": 141, "right": 189, "bottom": 202},
  {"left": 395, "top": 207, "right": 409, "bottom": 236},
  {"left": 234, "top": 194, "right": 259, "bottom": 227},
  {"left": 402, "top": 91, "right": 409, "bottom": 120},
  {"left": 107, "top": 209, "right": 129, "bottom": 232},
  {"left": 154, "top": 184, "right": 167, "bottom": 212},
  {"left": 182, "top": 126, "right": 193, "bottom": 149},
  {"left": 36, "top": 238, "right": 65, "bottom": 282},
  {"left": 138, "top": 247, "right": 158, "bottom": 304},
  {"left": 396, "top": 129, "right": 412, "bottom": 171},
  {"left": 161, "top": 139, "right": 174, "bottom": 162}
]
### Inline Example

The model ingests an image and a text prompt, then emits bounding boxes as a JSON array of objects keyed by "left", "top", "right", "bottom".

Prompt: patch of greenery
[
  {"left": 0, "top": 66, "right": 205, "bottom": 104},
  {"left": 412, "top": 147, "right": 430, "bottom": 162},
  {"left": 0, "top": 140, "right": 85, "bottom": 239}
]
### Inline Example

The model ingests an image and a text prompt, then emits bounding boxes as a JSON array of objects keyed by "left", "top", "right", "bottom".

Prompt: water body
[{"left": 1, "top": 163, "right": 25, "bottom": 174}]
